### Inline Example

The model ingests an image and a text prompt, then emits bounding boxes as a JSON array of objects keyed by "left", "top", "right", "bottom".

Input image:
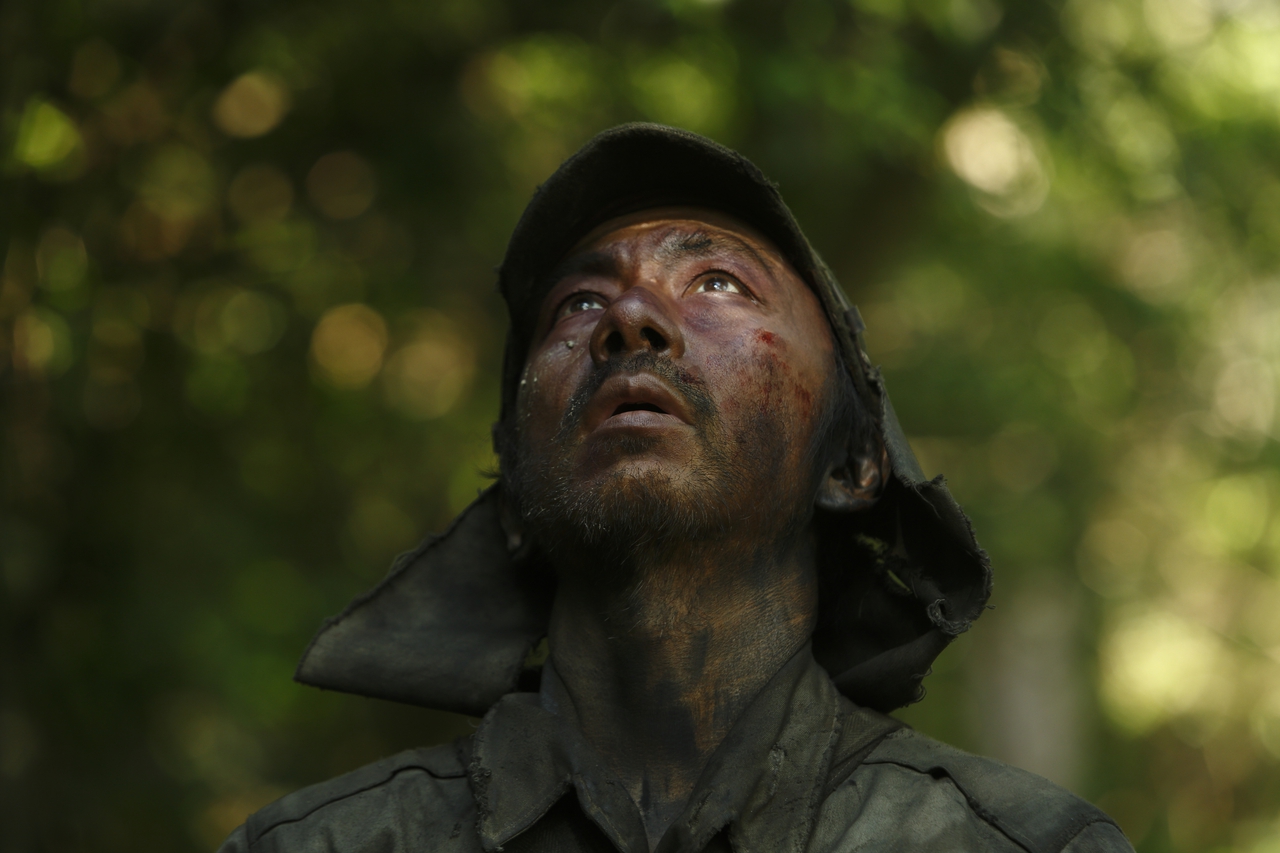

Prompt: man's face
[{"left": 509, "top": 206, "right": 840, "bottom": 559}]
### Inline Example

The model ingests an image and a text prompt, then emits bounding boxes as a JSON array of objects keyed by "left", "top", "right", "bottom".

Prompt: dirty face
[{"left": 508, "top": 206, "right": 840, "bottom": 560}]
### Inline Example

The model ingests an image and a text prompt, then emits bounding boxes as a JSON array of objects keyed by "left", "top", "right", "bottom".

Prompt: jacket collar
[{"left": 469, "top": 645, "right": 849, "bottom": 853}]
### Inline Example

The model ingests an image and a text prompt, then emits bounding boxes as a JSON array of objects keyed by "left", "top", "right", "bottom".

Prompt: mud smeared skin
[{"left": 504, "top": 207, "right": 871, "bottom": 850}]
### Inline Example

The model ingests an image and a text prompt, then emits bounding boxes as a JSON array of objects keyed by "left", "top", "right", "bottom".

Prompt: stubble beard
[{"left": 508, "top": 353, "right": 775, "bottom": 569}]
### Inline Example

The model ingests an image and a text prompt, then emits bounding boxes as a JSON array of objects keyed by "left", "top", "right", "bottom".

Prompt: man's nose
[{"left": 588, "top": 286, "right": 685, "bottom": 364}]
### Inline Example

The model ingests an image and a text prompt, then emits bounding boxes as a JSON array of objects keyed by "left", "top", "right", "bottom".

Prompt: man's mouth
[
  {"left": 582, "top": 372, "right": 692, "bottom": 433},
  {"left": 611, "top": 401, "right": 668, "bottom": 417}
]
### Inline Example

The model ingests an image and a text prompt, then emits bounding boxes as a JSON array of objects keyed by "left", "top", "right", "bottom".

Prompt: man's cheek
[
  {"left": 522, "top": 391, "right": 566, "bottom": 445},
  {"left": 747, "top": 336, "right": 795, "bottom": 416},
  {"left": 518, "top": 353, "right": 571, "bottom": 433},
  {"left": 745, "top": 336, "right": 821, "bottom": 428},
  {"left": 722, "top": 341, "right": 821, "bottom": 475}
]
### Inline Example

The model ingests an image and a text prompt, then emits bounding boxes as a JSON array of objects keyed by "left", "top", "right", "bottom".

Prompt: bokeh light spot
[
  {"left": 1117, "top": 228, "right": 1191, "bottom": 303},
  {"left": 12, "top": 309, "right": 73, "bottom": 376},
  {"left": 211, "top": 71, "right": 290, "bottom": 139},
  {"left": 382, "top": 313, "right": 475, "bottom": 419},
  {"left": 1102, "top": 94, "right": 1179, "bottom": 193},
  {"left": 630, "top": 51, "right": 737, "bottom": 136},
  {"left": 227, "top": 164, "right": 294, "bottom": 222},
  {"left": 1203, "top": 475, "right": 1271, "bottom": 555},
  {"left": 310, "top": 303, "right": 388, "bottom": 389},
  {"left": 1213, "top": 357, "right": 1276, "bottom": 438},
  {"left": 1063, "top": 0, "right": 1137, "bottom": 55},
  {"left": 219, "top": 290, "right": 287, "bottom": 355},
  {"left": 1144, "top": 0, "right": 1215, "bottom": 49},
  {"left": 12, "top": 99, "right": 83, "bottom": 171},
  {"left": 473, "top": 37, "right": 597, "bottom": 123},
  {"left": 135, "top": 144, "right": 217, "bottom": 221},
  {"left": 941, "top": 106, "right": 1048, "bottom": 216},
  {"left": 237, "top": 220, "right": 317, "bottom": 276},
  {"left": 1101, "top": 607, "right": 1232, "bottom": 733},
  {"left": 173, "top": 284, "right": 287, "bottom": 356},
  {"left": 305, "top": 152, "right": 376, "bottom": 220}
]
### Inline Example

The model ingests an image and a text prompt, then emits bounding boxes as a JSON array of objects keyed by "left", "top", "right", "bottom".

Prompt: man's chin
[
  {"left": 574, "top": 454, "right": 688, "bottom": 487},
  {"left": 523, "top": 468, "right": 729, "bottom": 555},
  {"left": 578, "top": 430, "right": 689, "bottom": 469}
]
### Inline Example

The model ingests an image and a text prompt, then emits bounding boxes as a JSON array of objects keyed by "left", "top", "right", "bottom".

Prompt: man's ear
[{"left": 815, "top": 439, "right": 890, "bottom": 513}]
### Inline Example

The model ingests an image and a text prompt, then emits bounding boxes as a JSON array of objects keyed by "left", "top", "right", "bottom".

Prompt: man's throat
[{"left": 543, "top": 543, "right": 819, "bottom": 849}]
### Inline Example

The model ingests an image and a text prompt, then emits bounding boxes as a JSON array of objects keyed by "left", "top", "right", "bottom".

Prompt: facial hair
[{"left": 509, "top": 351, "right": 780, "bottom": 566}]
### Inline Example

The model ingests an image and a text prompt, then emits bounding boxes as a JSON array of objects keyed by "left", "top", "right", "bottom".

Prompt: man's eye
[
  {"left": 558, "top": 293, "right": 605, "bottom": 319},
  {"left": 693, "top": 275, "right": 743, "bottom": 295}
]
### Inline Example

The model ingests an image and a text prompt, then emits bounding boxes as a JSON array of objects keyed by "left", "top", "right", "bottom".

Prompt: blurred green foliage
[{"left": 3, "top": 0, "right": 1280, "bottom": 850}]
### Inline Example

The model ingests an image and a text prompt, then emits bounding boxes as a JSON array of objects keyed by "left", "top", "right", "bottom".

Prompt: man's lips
[{"left": 582, "top": 372, "right": 693, "bottom": 433}]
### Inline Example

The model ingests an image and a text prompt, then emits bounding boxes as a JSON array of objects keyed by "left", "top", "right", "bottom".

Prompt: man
[{"left": 220, "top": 125, "right": 1133, "bottom": 853}]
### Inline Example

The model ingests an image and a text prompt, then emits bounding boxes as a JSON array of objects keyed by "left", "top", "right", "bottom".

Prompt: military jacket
[{"left": 219, "top": 650, "right": 1132, "bottom": 853}]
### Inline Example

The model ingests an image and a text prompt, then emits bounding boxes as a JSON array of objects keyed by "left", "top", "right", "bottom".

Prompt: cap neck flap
[{"left": 294, "top": 487, "right": 550, "bottom": 717}]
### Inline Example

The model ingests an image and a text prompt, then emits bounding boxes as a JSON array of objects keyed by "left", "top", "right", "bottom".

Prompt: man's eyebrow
[
  {"left": 541, "top": 250, "right": 620, "bottom": 290},
  {"left": 542, "top": 228, "right": 776, "bottom": 294},
  {"left": 656, "top": 229, "right": 774, "bottom": 273}
]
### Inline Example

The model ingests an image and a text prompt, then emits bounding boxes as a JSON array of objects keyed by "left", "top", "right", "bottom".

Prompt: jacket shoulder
[
  {"left": 859, "top": 729, "right": 1129, "bottom": 853},
  {"left": 242, "top": 740, "right": 471, "bottom": 849}
]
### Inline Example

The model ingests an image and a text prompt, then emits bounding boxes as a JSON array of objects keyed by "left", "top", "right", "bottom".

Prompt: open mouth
[
  {"left": 584, "top": 373, "right": 689, "bottom": 432},
  {"left": 612, "top": 402, "right": 668, "bottom": 416}
]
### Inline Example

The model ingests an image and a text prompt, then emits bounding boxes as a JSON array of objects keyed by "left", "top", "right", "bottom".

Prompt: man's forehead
[{"left": 569, "top": 205, "right": 789, "bottom": 263}]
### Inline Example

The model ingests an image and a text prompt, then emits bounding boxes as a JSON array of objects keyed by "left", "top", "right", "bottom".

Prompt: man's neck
[{"left": 543, "top": 537, "right": 819, "bottom": 849}]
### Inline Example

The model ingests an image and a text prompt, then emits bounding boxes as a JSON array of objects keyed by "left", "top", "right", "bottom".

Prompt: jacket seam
[
  {"left": 858, "top": 757, "right": 1118, "bottom": 853},
  {"left": 247, "top": 763, "right": 465, "bottom": 847},
  {"left": 820, "top": 726, "right": 904, "bottom": 802}
]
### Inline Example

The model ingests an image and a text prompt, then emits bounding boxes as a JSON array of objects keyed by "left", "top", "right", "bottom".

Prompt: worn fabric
[{"left": 220, "top": 650, "right": 1132, "bottom": 853}]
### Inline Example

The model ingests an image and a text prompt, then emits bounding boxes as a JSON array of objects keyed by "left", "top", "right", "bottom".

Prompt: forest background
[{"left": 4, "top": 0, "right": 1280, "bottom": 850}]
